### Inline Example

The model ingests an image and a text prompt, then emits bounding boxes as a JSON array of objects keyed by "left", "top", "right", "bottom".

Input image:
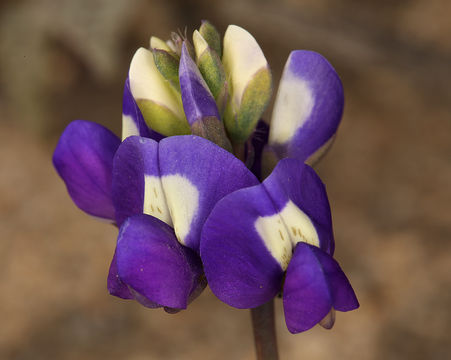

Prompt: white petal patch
[
  {"left": 280, "top": 201, "right": 319, "bottom": 247},
  {"left": 222, "top": 25, "right": 268, "bottom": 108},
  {"left": 161, "top": 175, "right": 199, "bottom": 245},
  {"left": 121, "top": 114, "right": 140, "bottom": 140},
  {"left": 255, "top": 201, "right": 319, "bottom": 270},
  {"left": 269, "top": 68, "right": 314, "bottom": 145},
  {"left": 255, "top": 213, "right": 292, "bottom": 270},
  {"left": 143, "top": 175, "right": 173, "bottom": 226}
]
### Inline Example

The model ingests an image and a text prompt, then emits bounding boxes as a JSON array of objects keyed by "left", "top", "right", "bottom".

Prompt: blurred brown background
[{"left": 1, "top": 0, "right": 450, "bottom": 359}]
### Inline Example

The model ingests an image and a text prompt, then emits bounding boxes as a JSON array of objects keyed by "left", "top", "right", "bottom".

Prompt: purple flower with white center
[
  {"left": 200, "top": 159, "right": 359, "bottom": 333},
  {"left": 53, "top": 19, "right": 358, "bottom": 350},
  {"left": 107, "top": 135, "right": 257, "bottom": 310},
  {"left": 264, "top": 50, "right": 344, "bottom": 165}
]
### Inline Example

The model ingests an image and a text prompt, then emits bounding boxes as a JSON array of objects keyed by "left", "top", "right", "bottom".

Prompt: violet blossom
[{"left": 53, "top": 20, "right": 358, "bottom": 332}]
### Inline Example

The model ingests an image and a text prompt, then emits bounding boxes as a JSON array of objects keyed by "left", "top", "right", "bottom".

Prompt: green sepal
[
  {"left": 197, "top": 48, "right": 228, "bottom": 115},
  {"left": 152, "top": 49, "right": 180, "bottom": 92},
  {"left": 136, "top": 99, "right": 190, "bottom": 136},
  {"left": 199, "top": 20, "right": 222, "bottom": 58},
  {"left": 191, "top": 116, "right": 232, "bottom": 153},
  {"left": 224, "top": 67, "right": 272, "bottom": 143}
]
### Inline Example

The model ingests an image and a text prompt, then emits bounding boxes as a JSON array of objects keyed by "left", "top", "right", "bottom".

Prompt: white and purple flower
[
  {"left": 53, "top": 21, "right": 358, "bottom": 331},
  {"left": 200, "top": 159, "right": 358, "bottom": 333}
]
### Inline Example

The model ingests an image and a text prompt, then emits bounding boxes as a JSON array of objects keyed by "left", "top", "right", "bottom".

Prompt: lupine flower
[
  {"left": 108, "top": 135, "right": 257, "bottom": 311},
  {"left": 53, "top": 20, "right": 358, "bottom": 327},
  {"left": 196, "top": 27, "right": 358, "bottom": 333},
  {"left": 200, "top": 159, "right": 359, "bottom": 333},
  {"left": 261, "top": 50, "right": 344, "bottom": 173}
]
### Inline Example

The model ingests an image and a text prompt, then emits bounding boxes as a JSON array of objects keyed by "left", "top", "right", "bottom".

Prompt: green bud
[
  {"left": 199, "top": 20, "right": 222, "bottom": 58},
  {"left": 193, "top": 30, "right": 228, "bottom": 115},
  {"left": 152, "top": 49, "right": 180, "bottom": 92}
]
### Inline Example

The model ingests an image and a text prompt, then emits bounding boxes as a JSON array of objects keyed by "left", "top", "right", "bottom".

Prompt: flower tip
[
  {"left": 319, "top": 308, "right": 336, "bottom": 330},
  {"left": 192, "top": 30, "right": 208, "bottom": 58},
  {"left": 198, "top": 20, "right": 222, "bottom": 58},
  {"left": 150, "top": 36, "right": 171, "bottom": 52}
]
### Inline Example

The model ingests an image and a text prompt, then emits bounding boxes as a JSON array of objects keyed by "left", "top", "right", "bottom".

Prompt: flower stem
[{"left": 250, "top": 299, "right": 279, "bottom": 360}]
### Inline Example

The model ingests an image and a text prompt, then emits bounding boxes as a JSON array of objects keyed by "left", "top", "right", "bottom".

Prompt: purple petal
[
  {"left": 107, "top": 250, "right": 133, "bottom": 300},
  {"left": 116, "top": 214, "right": 205, "bottom": 309},
  {"left": 283, "top": 242, "right": 358, "bottom": 333},
  {"left": 122, "top": 77, "right": 164, "bottom": 141},
  {"left": 200, "top": 184, "right": 284, "bottom": 309},
  {"left": 263, "top": 158, "right": 334, "bottom": 254},
  {"left": 268, "top": 51, "right": 344, "bottom": 162},
  {"left": 112, "top": 136, "right": 166, "bottom": 227},
  {"left": 179, "top": 43, "right": 220, "bottom": 126},
  {"left": 53, "top": 120, "right": 120, "bottom": 220},
  {"left": 159, "top": 135, "right": 259, "bottom": 251},
  {"left": 311, "top": 245, "right": 359, "bottom": 312}
]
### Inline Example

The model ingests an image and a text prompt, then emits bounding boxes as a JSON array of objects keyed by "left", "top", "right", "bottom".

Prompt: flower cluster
[{"left": 53, "top": 21, "right": 358, "bottom": 333}]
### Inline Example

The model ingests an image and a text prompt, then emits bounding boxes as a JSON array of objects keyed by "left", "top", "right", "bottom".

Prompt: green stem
[{"left": 250, "top": 299, "right": 279, "bottom": 360}]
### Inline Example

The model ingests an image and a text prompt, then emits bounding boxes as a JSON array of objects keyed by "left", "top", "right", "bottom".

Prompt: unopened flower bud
[
  {"left": 129, "top": 47, "right": 189, "bottom": 136},
  {"left": 222, "top": 25, "right": 272, "bottom": 144},
  {"left": 152, "top": 48, "right": 181, "bottom": 92},
  {"left": 150, "top": 36, "right": 172, "bottom": 52}
]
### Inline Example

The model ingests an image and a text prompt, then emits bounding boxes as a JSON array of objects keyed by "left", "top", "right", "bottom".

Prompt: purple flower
[
  {"left": 198, "top": 40, "right": 358, "bottom": 333},
  {"left": 200, "top": 159, "right": 359, "bottom": 333},
  {"left": 107, "top": 135, "right": 257, "bottom": 310},
  {"left": 53, "top": 21, "right": 358, "bottom": 328},
  {"left": 261, "top": 50, "right": 344, "bottom": 173}
]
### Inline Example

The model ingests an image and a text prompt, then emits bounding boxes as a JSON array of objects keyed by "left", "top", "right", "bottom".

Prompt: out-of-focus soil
[{"left": 1, "top": 0, "right": 450, "bottom": 359}]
